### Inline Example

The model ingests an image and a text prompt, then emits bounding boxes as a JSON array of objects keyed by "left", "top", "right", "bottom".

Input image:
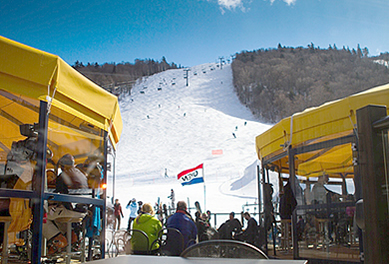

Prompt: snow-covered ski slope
[{"left": 115, "top": 63, "right": 275, "bottom": 222}]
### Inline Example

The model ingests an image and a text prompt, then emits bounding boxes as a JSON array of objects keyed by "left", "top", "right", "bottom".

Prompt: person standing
[
  {"left": 168, "top": 189, "right": 175, "bottom": 211},
  {"left": 279, "top": 181, "right": 297, "bottom": 220},
  {"left": 127, "top": 198, "right": 138, "bottom": 231},
  {"left": 166, "top": 201, "right": 197, "bottom": 252},
  {"left": 113, "top": 199, "right": 124, "bottom": 230}
]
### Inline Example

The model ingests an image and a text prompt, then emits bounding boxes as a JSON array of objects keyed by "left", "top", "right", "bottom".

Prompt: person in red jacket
[{"left": 114, "top": 199, "right": 124, "bottom": 230}]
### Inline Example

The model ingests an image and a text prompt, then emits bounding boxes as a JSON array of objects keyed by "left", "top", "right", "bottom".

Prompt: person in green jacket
[{"left": 131, "top": 203, "right": 162, "bottom": 254}]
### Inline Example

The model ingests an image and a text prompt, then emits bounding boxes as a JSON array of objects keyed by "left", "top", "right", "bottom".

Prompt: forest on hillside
[
  {"left": 232, "top": 44, "right": 389, "bottom": 123},
  {"left": 73, "top": 57, "right": 180, "bottom": 93}
]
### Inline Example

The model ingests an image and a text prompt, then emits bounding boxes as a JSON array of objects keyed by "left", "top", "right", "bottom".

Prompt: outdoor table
[{"left": 89, "top": 255, "right": 308, "bottom": 264}]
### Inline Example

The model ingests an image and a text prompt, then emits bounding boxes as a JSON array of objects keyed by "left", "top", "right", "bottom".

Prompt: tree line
[
  {"left": 73, "top": 57, "right": 180, "bottom": 89},
  {"left": 231, "top": 44, "right": 389, "bottom": 123}
]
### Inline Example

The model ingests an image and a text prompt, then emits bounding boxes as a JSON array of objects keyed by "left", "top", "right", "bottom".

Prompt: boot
[{"left": 48, "top": 233, "right": 67, "bottom": 255}]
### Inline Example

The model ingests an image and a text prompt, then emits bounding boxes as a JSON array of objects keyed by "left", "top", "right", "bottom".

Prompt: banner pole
[{"left": 203, "top": 165, "right": 206, "bottom": 211}]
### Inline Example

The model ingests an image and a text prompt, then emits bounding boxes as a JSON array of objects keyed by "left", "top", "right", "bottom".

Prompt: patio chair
[
  {"left": 151, "top": 227, "right": 185, "bottom": 256},
  {"left": 112, "top": 229, "right": 128, "bottom": 256},
  {"left": 180, "top": 239, "right": 268, "bottom": 259},
  {"left": 124, "top": 229, "right": 150, "bottom": 255}
]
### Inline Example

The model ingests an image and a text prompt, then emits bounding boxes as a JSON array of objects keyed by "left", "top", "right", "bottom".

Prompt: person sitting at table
[
  {"left": 296, "top": 216, "right": 305, "bottom": 241},
  {"left": 235, "top": 212, "right": 259, "bottom": 246},
  {"left": 311, "top": 173, "right": 329, "bottom": 204},
  {"left": 55, "top": 154, "right": 88, "bottom": 195},
  {"left": 131, "top": 203, "right": 162, "bottom": 254},
  {"left": 217, "top": 212, "right": 242, "bottom": 239},
  {"left": 196, "top": 213, "right": 211, "bottom": 241},
  {"left": 76, "top": 155, "right": 104, "bottom": 189},
  {"left": 311, "top": 173, "right": 340, "bottom": 243},
  {"left": 167, "top": 201, "right": 197, "bottom": 252}
]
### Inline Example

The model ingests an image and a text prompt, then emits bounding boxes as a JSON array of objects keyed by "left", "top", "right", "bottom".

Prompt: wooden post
[{"left": 356, "top": 105, "right": 389, "bottom": 264}]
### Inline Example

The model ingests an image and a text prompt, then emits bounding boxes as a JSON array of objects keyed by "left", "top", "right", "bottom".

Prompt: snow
[{"left": 112, "top": 63, "right": 274, "bottom": 227}]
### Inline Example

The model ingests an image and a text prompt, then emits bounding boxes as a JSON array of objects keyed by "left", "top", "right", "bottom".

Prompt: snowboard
[
  {"left": 163, "top": 204, "right": 168, "bottom": 218},
  {"left": 194, "top": 201, "right": 202, "bottom": 214}
]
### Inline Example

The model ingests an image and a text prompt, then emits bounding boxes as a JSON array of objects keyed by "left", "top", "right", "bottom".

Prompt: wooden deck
[{"left": 267, "top": 243, "right": 360, "bottom": 263}]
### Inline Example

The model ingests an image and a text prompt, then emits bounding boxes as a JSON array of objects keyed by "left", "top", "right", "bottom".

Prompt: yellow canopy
[
  {"left": 256, "top": 83, "right": 389, "bottom": 178},
  {"left": 0, "top": 35, "right": 122, "bottom": 160}
]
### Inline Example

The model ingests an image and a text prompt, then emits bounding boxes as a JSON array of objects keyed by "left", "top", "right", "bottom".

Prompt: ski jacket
[
  {"left": 167, "top": 210, "right": 197, "bottom": 249},
  {"left": 195, "top": 219, "right": 210, "bottom": 241},
  {"left": 127, "top": 201, "right": 138, "bottom": 218},
  {"left": 114, "top": 203, "right": 124, "bottom": 217},
  {"left": 238, "top": 217, "right": 258, "bottom": 245},
  {"left": 55, "top": 167, "right": 88, "bottom": 194},
  {"left": 279, "top": 182, "right": 297, "bottom": 220},
  {"left": 218, "top": 218, "right": 242, "bottom": 239},
  {"left": 132, "top": 213, "right": 162, "bottom": 251}
]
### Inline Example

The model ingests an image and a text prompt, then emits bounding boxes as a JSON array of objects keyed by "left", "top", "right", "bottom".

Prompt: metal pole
[
  {"left": 31, "top": 100, "right": 49, "bottom": 264},
  {"left": 113, "top": 150, "right": 116, "bottom": 202},
  {"left": 203, "top": 166, "right": 206, "bottom": 211},
  {"left": 287, "top": 146, "right": 299, "bottom": 259},
  {"left": 257, "top": 164, "right": 262, "bottom": 220},
  {"left": 101, "top": 130, "right": 108, "bottom": 259},
  {"left": 262, "top": 166, "right": 268, "bottom": 254}
]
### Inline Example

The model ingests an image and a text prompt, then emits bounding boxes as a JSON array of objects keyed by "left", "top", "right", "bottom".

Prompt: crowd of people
[
  {"left": 45, "top": 153, "right": 354, "bottom": 258},
  {"left": 3, "top": 148, "right": 104, "bottom": 256},
  {"left": 111, "top": 195, "right": 268, "bottom": 256},
  {"left": 110, "top": 171, "right": 357, "bottom": 256}
]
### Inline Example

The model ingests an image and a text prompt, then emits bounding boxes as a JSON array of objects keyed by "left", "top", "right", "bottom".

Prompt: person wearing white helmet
[{"left": 126, "top": 198, "right": 138, "bottom": 230}]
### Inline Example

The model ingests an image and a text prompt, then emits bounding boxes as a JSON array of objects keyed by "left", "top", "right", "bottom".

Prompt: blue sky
[{"left": 1, "top": 0, "right": 388, "bottom": 67}]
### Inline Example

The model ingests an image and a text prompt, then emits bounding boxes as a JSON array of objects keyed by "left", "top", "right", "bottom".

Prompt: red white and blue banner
[{"left": 177, "top": 163, "right": 204, "bottom": 186}]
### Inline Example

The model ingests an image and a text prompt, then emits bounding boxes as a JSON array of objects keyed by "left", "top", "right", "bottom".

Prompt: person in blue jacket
[
  {"left": 127, "top": 198, "right": 138, "bottom": 230},
  {"left": 167, "top": 201, "right": 197, "bottom": 251}
]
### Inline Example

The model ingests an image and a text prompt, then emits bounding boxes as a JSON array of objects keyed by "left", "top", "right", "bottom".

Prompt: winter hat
[{"left": 141, "top": 203, "right": 154, "bottom": 215}]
